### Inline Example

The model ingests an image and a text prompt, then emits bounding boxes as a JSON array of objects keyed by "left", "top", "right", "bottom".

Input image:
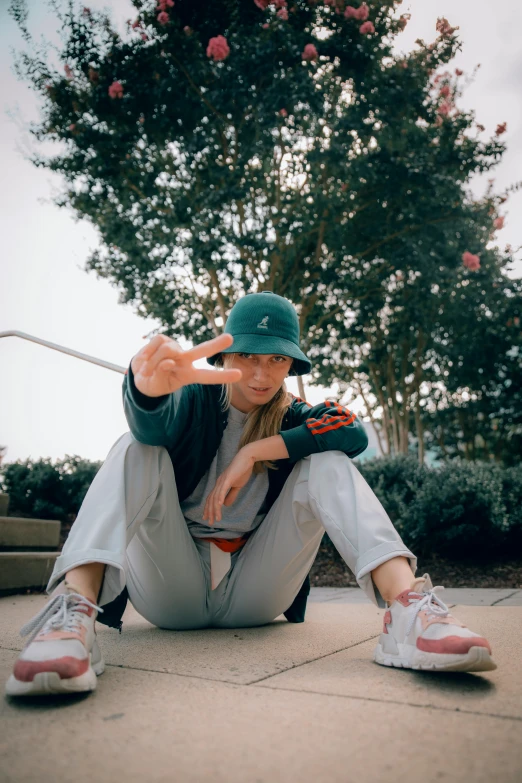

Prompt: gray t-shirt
[{"left": 181, "top": 405, "right": 269, "bottom": 540}]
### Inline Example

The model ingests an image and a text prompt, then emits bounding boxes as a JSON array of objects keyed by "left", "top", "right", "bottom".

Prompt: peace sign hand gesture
[{"left": 131, "top": 333, "right": 242, "bottom": 398}]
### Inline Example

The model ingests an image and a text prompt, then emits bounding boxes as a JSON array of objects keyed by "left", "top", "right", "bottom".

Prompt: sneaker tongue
[{"left": 410, "top": 573, "right": 434, "bottom": 595}]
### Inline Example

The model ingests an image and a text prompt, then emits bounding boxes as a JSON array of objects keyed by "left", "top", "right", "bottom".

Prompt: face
[{"left": 227, "top": 353, "right": 293, "bottom": 413}]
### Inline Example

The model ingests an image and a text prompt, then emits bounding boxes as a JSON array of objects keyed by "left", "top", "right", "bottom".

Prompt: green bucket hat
[{"left": 207, "top": 291, "right": 312, "bottom": 376}]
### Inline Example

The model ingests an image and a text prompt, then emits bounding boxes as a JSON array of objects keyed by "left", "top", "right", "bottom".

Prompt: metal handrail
[{"left": 0, "top": 330, "right": 126, "bottom": 374}]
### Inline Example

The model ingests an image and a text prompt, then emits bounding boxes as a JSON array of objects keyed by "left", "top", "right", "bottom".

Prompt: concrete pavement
[
  {"left": 1, "top": 589, "right": 521, "bottom": 783},
  {"left": 308, "top": 586, "right": 522, "bottom": 606}
]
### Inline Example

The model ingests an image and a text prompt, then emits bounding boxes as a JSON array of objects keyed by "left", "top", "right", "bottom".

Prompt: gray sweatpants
[{"left": 47, "top": 433, "right": 417, "bottom": 629}]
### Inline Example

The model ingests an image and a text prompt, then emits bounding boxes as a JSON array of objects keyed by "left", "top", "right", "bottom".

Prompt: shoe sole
[
  {"left": 5, "top": 654, "right": 105, "bottom": 697},
  {"left": 373, "top": 641, "right": 497, "bottom": 672}
]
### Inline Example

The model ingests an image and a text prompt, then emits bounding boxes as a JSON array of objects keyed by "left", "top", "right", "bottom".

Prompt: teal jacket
[{"left": 95, "top": 365, "right": 368, "bottom": 631}]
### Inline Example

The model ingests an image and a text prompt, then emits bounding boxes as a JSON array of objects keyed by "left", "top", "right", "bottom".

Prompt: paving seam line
[
  {"left": 244, "top": 633, "right": 382, "bottom": 685},
  {"left": 490, "top": 590, "right": 521, "bottom": 606},
  {"left": 249, "top": 683, "right": 522, "bottom": 722}
]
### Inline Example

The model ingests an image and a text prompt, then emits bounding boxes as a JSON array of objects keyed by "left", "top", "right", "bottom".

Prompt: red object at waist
[{"left": 194, "top": 533, "right": 251, "bottom": 553}]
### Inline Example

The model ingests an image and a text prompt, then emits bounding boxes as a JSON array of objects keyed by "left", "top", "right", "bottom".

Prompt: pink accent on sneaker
[
  {"left": 36, "top": 628, "right": 87, "bottom": 643},
  {"left": 383, "top": 610, "right": 392, "bottom": 633},
  {"left": 13, "top": 655, "right": 90, "bottom": 682},
  {"left": 416, "top": 635, "right": 492, "bottom": 655},
  {"left": 71, "top": 604, "right": 95, "bottom": 617},
  {"left": 418, "top": 611, "right": 466, "bottom": 630},
  {"left": 394, "top": 589, "right": 424, "bottom": 607}
]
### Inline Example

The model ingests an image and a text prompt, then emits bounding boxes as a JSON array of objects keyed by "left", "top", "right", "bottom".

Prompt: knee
[
  {"left": 119, "top": 432, "right": 169, "bottom": 467},
  {"left": 122, "top": 432, "right": 160, "bottom": 457},
  {"left": 311, "top": 450, "right": 351, "bottom": 469}
]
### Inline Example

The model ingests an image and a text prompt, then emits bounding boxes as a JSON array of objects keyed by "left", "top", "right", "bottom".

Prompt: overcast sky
[{"left": 1, "top": 0, "right": 521, "bottom": 464}]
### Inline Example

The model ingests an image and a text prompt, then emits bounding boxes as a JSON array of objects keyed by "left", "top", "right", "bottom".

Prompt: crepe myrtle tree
[
  {"left": 303, "top": 60, "right": 518, "bottom": 461},
  {"left": 309, "top": 185, "right": 520, "bottom": 462},
  {"left": 9, "top": 0, "right": 481, "bottom": 397}
]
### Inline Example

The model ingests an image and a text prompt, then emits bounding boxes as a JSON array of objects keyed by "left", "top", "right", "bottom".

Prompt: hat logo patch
[{"left": 257, "top": 316, "right": 269, "bottom": 330}]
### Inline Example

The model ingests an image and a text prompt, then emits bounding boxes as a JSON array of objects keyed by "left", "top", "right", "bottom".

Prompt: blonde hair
[{"left": 215, "top": 353, "right": 293, "bottom": 474}]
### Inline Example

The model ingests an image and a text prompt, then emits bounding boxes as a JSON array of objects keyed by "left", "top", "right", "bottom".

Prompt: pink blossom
[
  {"left": 439, "top": 85, "right": 450, "bottom": 98},
  {"left": 157, "top": 0, "right": 174, "bottom": 9},
  {"left": 434, "top": 115, "right": 443, "bottom": 127},
  {"left": 359, "top": 20, "right": 375, "bottom": 34},
  {"left": 183, "top": 26, "right": 193, "bottom": 35},
  {"left": 68, "top": 123, "right": 76, "bottom": 131},
  {"left": 206, "top": 35, "right": 230, "bottom": 61},
  {"left": 495, "top": 122, "right": 507, "bottom": 135},
  {"left": 436, "top": 17, "right": 455, "bottom": 36},
  {"left": 254, "top": 0, "right": 271, "bottom": 8},
  {"left": 493, "top": 217, "right": 505, "bottom": 230},
  {"left": 277, "top": 7, "right": 288, "bottom": 19},
  {"left": 344, "top": 6, "right": 358, "bottom": 18},
  {"left": 341, "top": 183, "right": 348, "bottom": 192},
  {"left": 141, "top": 33, "right": 148, "bottom": 40},
  {"left": 302, "top": 43, "right": 318, "bottom": 61},
  {"left": 262, "top": 22, "right": 270, "bottom": 28},
  {"left": 455, "top": 68, "right": 463, "bottom": 76},
  {"left": 64, "top": 64, "right": 73, "bottom": 79},
  {"left": 157, "top": 11, "right": 169, "bottom": 24},
  {"left": 131, "top": 19, "right": 141, "bottom": 29},
  {"left": 324, "top": 0, "right": 334, "bottom": 5},
  {"left": 82, "top": 7, "right": 92, "bottom": 17},
  {"left": 437, "top": 101, "right": 452, "bottom": 116},
  {"left": 279, "top": 108, "right": 288, "bottom": 117},
  {"left": 108, "top": 80, "right": 124, "bottom": 99},
  {"left": 274, "top": 0, "right": 287, "bottom": 7},
  {"left": 356, "top": 3, "right": 369, "bottom": 20},
  {"left": 462, "top": 251, "right": 480, "bottom": 271}
]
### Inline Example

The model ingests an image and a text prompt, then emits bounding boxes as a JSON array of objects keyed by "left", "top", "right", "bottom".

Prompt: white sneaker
[
  {"left": 373, "top": 574, "right": 497, "bottom": 673},
  {"left": 5, "top": 586, "right": 105, "bottom": 696}
]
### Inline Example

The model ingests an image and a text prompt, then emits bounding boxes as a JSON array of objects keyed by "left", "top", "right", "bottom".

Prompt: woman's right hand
[{"left": 130, "top": 333, "right": 242, "bottom": 397}]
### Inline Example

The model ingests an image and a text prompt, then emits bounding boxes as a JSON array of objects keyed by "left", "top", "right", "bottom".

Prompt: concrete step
[
  {"left": 0, "top": 517, "right": 61, "bottom": 551},
  {"left": 0, "top": 552, "right": 58, "bottom": 595}
]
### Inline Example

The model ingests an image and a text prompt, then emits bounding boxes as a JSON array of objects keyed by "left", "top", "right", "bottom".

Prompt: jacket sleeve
[
  {"left": 279, "top": 397, "right": 368, "bottom": 462},
  {"left": 122, "top": 363, "right": 185, "bottom": 448}
]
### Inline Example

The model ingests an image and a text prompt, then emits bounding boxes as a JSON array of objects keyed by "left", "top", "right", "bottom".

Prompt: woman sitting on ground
[{"left": 6, "top": 292, "right": 496, "bottom": 697}]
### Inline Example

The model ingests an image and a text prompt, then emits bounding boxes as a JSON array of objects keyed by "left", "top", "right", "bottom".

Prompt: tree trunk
[
  {"left": 370, "top": 366, "right": 391, "bottom": 455},
  {"left": 414, "top": 391, "right": 425, "bottom": 464},
  {"left": 297, "top": 375, "right": 306, "bottom": 400}
]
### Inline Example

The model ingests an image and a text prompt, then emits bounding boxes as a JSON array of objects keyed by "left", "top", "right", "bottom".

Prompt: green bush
[
  {"left": 0, "top": 456, "right": 101, "bottom": 525},
  {"left": 326, "top": 456, "right": 522, "bottom": 561},
  {"left": 501, "top": 465, "right": 522, "bottom": 552},
  {"left": 357, "top": 455, "right": 427, "bottom": 544},
  {"left": 406, "top": 462, "right": 508, "bottom": 560}
]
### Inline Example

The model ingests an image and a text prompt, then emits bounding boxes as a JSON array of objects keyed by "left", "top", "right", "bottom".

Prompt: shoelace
[
  {"left": 404, "top": 586, "right": 450, "bottom": 638},
  {"left": 19, "top": 592, "right": 104, "bottom": 646}
]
